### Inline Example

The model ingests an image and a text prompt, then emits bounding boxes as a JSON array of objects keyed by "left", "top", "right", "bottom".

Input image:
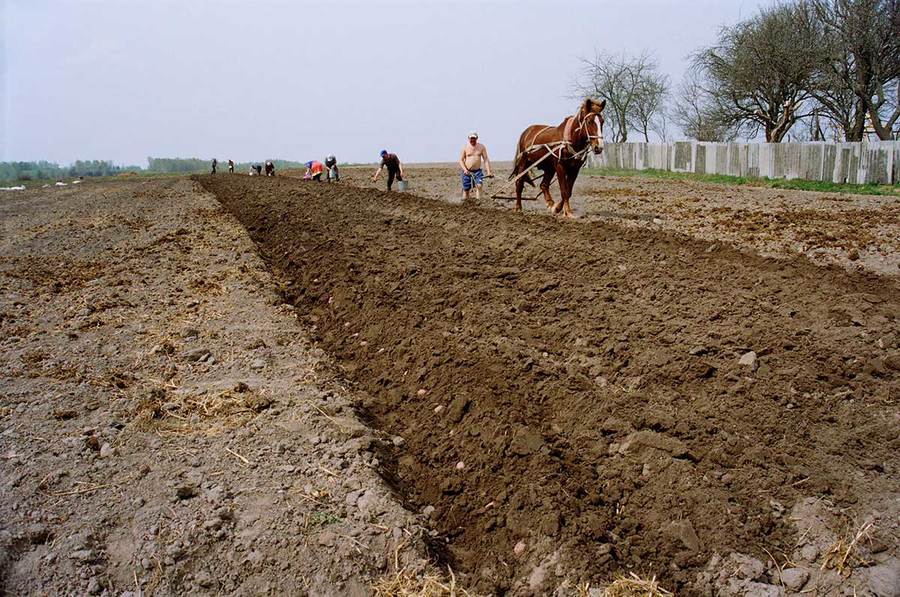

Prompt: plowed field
[{"left": 197, "top": 173, "right": 899, "bottom": 594}]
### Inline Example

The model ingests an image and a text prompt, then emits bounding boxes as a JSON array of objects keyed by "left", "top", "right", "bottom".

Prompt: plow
[{"left": 490, "top": 141, "right": 593, "bottom": 202}]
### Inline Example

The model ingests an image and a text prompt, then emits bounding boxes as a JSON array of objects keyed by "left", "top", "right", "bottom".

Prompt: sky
[{"left": 2, "top": 0, "right": 770, "bottom": 166}]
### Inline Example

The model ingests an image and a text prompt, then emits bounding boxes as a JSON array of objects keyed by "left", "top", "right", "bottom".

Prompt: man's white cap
[{"left": 468, "top": 130, "right": 478, "bottom": 139}]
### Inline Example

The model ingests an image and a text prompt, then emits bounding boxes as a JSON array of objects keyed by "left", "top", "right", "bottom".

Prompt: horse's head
[{"left": 578, "top": 98, "right": 607, "bottom": 155}]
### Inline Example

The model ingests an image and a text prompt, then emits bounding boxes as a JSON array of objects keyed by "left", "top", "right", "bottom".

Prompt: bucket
[{"left": 397, "top": 180, "right": 409, "bottom": 192}]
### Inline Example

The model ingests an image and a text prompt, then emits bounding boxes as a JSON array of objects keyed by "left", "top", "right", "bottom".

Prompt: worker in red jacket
[{"left": 304, "top": 160, "right": 324, "bottom": 181}]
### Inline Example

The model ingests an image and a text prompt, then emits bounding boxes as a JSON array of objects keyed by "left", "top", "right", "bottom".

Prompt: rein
[{"left": 572, "top": 111, "right": 605, "bottom": 145}]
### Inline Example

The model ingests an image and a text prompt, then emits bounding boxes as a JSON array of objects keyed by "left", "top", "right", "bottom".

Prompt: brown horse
[{"left": 509, "top": 98, "right": 606, "bottom": 217}]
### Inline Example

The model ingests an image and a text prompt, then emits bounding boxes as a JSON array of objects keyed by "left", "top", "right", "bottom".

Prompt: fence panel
[{"left": 597, "top": 140, "right": 899, "bottom": 184}]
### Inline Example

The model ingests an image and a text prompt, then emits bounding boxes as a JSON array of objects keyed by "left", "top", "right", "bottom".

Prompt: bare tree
[
  {"left": 652, "top": 109, "right": 670, "bottom": 143},
  {"left": 809, "top": 0, "right": 900, "bottom": 140},
  {"left": 808, "top": 107, "right": 827, "bottom": 141},
  {"left": 629, "top": 69, "right": 670, "bottom": 142},
  {"left": 801, "top": 2, "right": 870, "bottom": 140},
  {"left": 572, "top": 51, "right": 669, "bottom": 143},
  {"left": 670, "top": 72, "right": 737, "bottom": 141},
  {"left": 693, "top": 3, "right": 824, "bottom": 142}
]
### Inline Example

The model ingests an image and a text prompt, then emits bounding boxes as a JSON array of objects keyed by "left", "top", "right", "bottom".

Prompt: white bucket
[{"left": 397, "top": 180, "right": 409, "bottom": 192}]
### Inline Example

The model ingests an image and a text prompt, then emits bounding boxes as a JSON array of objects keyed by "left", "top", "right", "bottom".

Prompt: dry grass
[
  {"left": 371, "top": 545, "right": 471, "bottom": 597},
  {"left": 820, "top": 520, "right": 874, "bottom": 576},
  {"left": 188, "top": 275, "right": 226, "bottom": 295},
  {"left": 371, "top": 567, "right": 469, "bottom": 597},
  {"left": 579, "top": 573, "right": 673, "bottom": 597},
  {"left": 132, "top": 384, "right": 271, "bottom": 435},
  {"left": 5, "top": 256, "right": 105, "bottom": 291}
]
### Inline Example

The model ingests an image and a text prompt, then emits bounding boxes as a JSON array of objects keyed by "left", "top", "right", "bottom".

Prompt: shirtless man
[{"left": 459, "top": 131, "right": 492, "bottom": 201}]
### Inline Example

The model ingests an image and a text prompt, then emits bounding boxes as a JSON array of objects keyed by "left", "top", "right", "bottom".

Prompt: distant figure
[
  {"left": 228, "top": 159, "right": 234, "bottom": 173},
  {"left": 265, "top": 161, "right": 275, "bottom": 176},
  {"left": 249, "top": 164, "right": 256, "bottom": 176},
  {"left": 325, "top": 155, "right": 339, "bottom": 182},
  {"left": 459, "top": 131, "right": 493, "bottom": 201},
  {"left": 304, "top": 160, "right": 324, "bottom": 181},
  {"left": 211, "top": 158, "right": 218, "bottom": 175},
  {"left": 255, "top": 164, "right": 263, "bottom": 176},
  {"left": 372, "top": 149, "right": 403, "bottom": 191}
]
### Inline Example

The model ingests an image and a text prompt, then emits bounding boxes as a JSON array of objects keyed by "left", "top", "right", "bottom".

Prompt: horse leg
[
  {"left": 552, "top": 163, "right": 568, "bottom": 214},
  {"left": 540, "top": 167, "right": 555, "bottom": 212},
  {"left": 514, "top": 177, "right": 524, "bottom": 212},
  {"left": 562, "top": 166, "right": 581, "bottom": 217}
]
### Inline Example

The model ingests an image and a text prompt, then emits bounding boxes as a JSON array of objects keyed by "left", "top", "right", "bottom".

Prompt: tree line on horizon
[
  {"left": 0, "top": 160, "right": 140, "bottom": 182},
  {"left": 572, "top": 0, "right": 899, "bottom": 143},
  {"left": 0, "top": 157, "right": 308, "bottom": 182},
  {"left": 146, "top": 157, "right": 307, "bottom": 174}
]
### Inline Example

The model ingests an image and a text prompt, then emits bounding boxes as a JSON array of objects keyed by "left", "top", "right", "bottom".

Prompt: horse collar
[{"left": 563, "top": 116, "right": 576, "bottom": 144}]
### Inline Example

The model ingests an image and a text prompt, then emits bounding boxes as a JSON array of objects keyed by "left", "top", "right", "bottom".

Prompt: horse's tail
[{"left": 509, "top": 134, "right": 527, "bottom": 181}]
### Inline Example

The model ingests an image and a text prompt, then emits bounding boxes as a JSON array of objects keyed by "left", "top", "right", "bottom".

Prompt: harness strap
[
  {"left": 563, "top": 116, "right": 575, "bottom": 144},
  {"left": 522, "top": 110, "right": 602, "bottom": 164},
  {"left": 527, "top": 126, "right": 553, "bottom": 150}
]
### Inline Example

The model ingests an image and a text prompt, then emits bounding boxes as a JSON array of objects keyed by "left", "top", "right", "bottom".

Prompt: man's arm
[
  {"left": 459, "top": 148, "right": 469, "bottom": 173},
  {"left": 481, "top": 145, "right": 492, "bottom": 177},
  {"left": 398, "top": 159, "right": 404, "bottom": 178},
  {"left": 372, "top": 162, "right": 384, "bottom": 181}
]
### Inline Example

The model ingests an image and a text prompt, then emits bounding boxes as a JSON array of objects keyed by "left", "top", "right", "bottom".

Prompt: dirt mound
[{"left": 198, "top": 174, "right": 899, "bottom": 594}]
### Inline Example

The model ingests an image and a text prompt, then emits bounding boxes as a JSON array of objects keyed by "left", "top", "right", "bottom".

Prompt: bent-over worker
[
  {"left": 372, "top": 150, "right": 403, "bottom": 191},
  {"left": 305, "top": 160, "right": 324, "bottom": 181},
  {"left": 325, "top": 155, "right": 339, "bottom": 182}
]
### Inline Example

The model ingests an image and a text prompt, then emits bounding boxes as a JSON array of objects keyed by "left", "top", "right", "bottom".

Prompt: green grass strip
[{"left": 584, "top": 167, "right": 900, "bottom": 197}]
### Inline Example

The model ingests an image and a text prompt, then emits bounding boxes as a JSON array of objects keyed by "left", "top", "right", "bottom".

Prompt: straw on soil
[
  {"left": 820, "top": 520, "right": 874, "bottom": 576},
  {"left": 371, "top": 545, "right": 471, "bottom": 597},
  {"left": 371, "top": 567, "right": 469, "bottom": 597},
  {"left": 131, "top": 384, "right": 270, "bottom": 435},
  {"left": 598, "top": 572, "right": 674, "bottom": 597}
]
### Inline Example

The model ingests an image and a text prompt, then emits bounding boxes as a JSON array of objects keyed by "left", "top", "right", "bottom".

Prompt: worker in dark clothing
[
  {"left": 371, "top": 150, "right": 403, "bottom": 191},
  {"left": 265, "top": 161, "right": 275, "bottom": 176},
  {"left": 325, "top": 155, "right": 339, "bottom": 182},
  {"left": 228, "top": 159, "right": 234, "bottom": 173},
  {"left": 255, "top": 164, "right": 263, "bottom": 176},
  {"left": 211, "top": 158, "right": 217, "bottom": 174}
]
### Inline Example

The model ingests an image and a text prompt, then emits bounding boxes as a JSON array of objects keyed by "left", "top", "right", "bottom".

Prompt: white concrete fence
[{"left": 593, "top": 140, "right": 900, "bottom": 185}]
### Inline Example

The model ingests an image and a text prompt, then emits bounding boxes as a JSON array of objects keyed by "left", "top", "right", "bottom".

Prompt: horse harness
[{"left": 521, "top": 110, "right": 603, "bottom": 165}]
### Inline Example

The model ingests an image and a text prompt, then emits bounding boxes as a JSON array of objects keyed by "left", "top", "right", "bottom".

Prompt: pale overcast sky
[{"left": 2, "top": 0, "right": 769, "bottom": 166}]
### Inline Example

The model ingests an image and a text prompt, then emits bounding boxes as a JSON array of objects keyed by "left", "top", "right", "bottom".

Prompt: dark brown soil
[{"left": 197, "top": 174, "right": 899, "bottom": 594}]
